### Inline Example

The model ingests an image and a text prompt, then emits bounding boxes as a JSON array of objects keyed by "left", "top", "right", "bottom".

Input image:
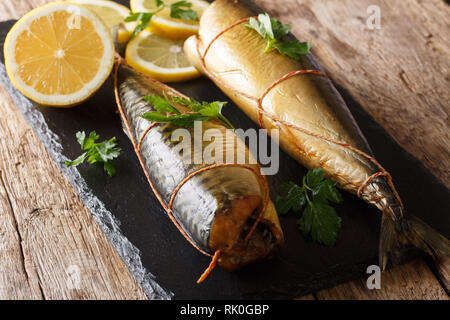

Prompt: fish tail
[{"left": 379, "top": 212, "right": 450, "bottom": 270}]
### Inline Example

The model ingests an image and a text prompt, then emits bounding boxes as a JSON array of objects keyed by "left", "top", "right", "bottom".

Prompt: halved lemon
[
  {"left": 4, "top": 2, "right": 115, "bottom": 107},
  {"left": 125, "top": 29, "right": 200, "bottom": 82},
  {"left": 130, "top": 0, "right": 209, "bottom": 39},
  {"left": 68, "top": 0, "right": 135, "bottom": 43}
]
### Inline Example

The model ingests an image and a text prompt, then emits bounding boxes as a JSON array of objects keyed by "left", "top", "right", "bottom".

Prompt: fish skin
[
  {"left": 185, "top": 0, "right": 450, "bottom": 268},
  {"left": 116, "top": 63, "right": 283, "bottom": 264},
  {"left": 184, "top": 0, "right": 399, "bottom": 217}
]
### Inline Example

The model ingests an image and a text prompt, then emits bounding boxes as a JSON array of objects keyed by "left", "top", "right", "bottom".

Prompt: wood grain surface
[
  {"left": 0, "top": 0, "right": 448, "bottom": 300},
  {"left": 0, "top": 82, "right": 148, "bottom": 299}
]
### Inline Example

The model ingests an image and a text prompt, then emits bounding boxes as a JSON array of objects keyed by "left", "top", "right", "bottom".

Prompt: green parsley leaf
[
  {"left": 141, "top": 112, "right": 207, "bottom": 128},
  {"left": 76, "top": 131, "right": 86, "bottom": 146},
  {"left": 297, "top": 201, "right": 341, "bottom": 246},
  {"left": 125, "top": 0, "right": 198, "bottom": 38},
  {"left": 65, "top": 131, "right": 121, "bottom": 177},
  {"left": 96, "top": 137, "right": 121, "bottom": 162},
  {"left": 306, "top": 168, "right": 325, "bottom": 187},
  {"left": 124, "top": 12, "right": 142, "bottom": 22},
  {"left": 246, "top": 13, "right": 290, "bottom": 41},
  {"left": 258, "top": 13, "right": 274, "bottom": 39},
  {"left": 125, "top": 12, "right": 155, "bottom": 37},
  {"left": 275, "top": 168, "right": 343, "bottom": 246},
  {"left": 140, "top": 111, "right": 177, "bottom": 123},
  {"left": 275, "top": 182, "right": 305, "bottom": 215},
  {"left": 273, "top": 40, "right": 311, "bottom": 60},
  {"left": 245, "top": 16, "right": 266, "bottom": 38},
  {"left": 103, "top": 161, "right": 116, "bottom": 177},
  {"left": 65, "top": 152, "right": 88, "bottom": 167},
  {"left": 244, "top": 13, "right": 310, "bottom": 59},
  {"left": 313, "top": 179, "right": 343, "bottom": 204},
  {"left": 198, "top": 101, "right": 225, "bottom": 118},
  {"left": 171, "top": 96, "right": 193, "bottom": 106},
  {"left": 170, "top": 1, "right": 199, "bottom": 21},
  {"left": 144, "top": 94, "right": 180, "bottom": 114},
  {"left": 77, "top": 131, "right": 99, "bottom": 150},
  {"left": 279, "top": 181, "right": 297, "bottom": 194},
  {"left": 271, "top": 17, "right": 291, "bottom": 40},
  {"left": 141, "top": 94, "right": 234, "bottom": 129},
  {"left": 171, "top": 114, "right": 209, "bottom": 127}
]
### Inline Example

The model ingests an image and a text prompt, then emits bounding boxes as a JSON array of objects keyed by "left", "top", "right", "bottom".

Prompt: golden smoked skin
[
  {"left": 185, "top": 0, "right": 450, "bottom": 271},
  {"left": 117, "top": 63, "right": 283, "bottom": 271},
  {"left": 184, "top": 0, "right": 401, "bottom": 217}
]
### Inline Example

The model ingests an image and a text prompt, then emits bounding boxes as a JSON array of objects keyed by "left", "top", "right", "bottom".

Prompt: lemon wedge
[
  {"left": 130, "top": 0, "right": 209, "bottom": 39},
  {"left": 68, "top": 0, "right": 135, "bottom": 43},
  {"left": 4, "top": 2, "right": 114, "bottom": 107},
  {"left": 125, "top": 29, "right": 200, "bottom": 82}
]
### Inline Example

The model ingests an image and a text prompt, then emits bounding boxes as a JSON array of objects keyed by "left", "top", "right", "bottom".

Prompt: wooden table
[{"left": 0, "top": 0, "right": 448, "bottom": 300}]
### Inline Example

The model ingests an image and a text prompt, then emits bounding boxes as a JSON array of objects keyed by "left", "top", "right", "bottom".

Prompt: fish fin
[{"left": 380, "top": 213, "right": 450, "bottom": 270}]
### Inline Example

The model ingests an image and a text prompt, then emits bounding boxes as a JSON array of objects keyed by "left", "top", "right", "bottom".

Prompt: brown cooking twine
[
  {"left": 195, "top": 17, "right": 403, "bottom": 212},
  {"left": 113, "top": 55, "right": 270, "bottom": 283}
]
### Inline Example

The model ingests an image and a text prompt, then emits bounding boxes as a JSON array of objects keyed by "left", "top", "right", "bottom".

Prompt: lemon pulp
[
  {"left": 130, "top": 0, "right": 209, "bottom": 39},
  {"left": 4, "top": 2, "right": 114, "bottom": 106},
  {"left": 69, "top": 0, "right": 135, "bottom": 43},
  {"left": 126, "top": 30, "right": 200, "bottom": 82}
]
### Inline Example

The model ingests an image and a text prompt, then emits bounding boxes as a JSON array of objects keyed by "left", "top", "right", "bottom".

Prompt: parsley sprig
[
  {"left": 125, "top": 0, "right": 199, "bottom": 37},
  {"left": 275, "top": 168, "right": 343, "bottom": 246},
  {"left": 141, "top": 94, "right": 235, "bottom": 129},
  {"left": 244, "top": 13, "right": 311, "bottom": 60},
  {"left": 65, "top": 131, "right": 121, "bottom": 177}
]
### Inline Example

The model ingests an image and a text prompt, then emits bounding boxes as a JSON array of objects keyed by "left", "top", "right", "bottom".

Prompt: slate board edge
[{"left": 0, "top": 62, "right": 174, "bottom": 300}]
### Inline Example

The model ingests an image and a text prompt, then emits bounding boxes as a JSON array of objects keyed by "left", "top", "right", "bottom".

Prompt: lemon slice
[
  {"left": 130, "top": 0, "right": 209, "bottom": 39},
  {"left": 68, "top": 0, "right": 135, "bottom": 43},
  {"left": 4, "top": 2, "right": 114, "bottom": 107},
  {"left": 125, "top": 29, "right": 200, "bottom": 82}
]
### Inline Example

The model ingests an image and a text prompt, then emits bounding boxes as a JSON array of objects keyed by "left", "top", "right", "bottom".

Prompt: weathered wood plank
[
  {"left": 0, "top": 170, "right": 43, "bottom": 299},
  {"left": 0, "top": 0, "right": 55, "bottom": 21},
  {"left": 295, "top": 294, "right": 316, "bottom": 300},
  {"left": 429, "top": 256, "right": 450, "bottom": 292},
  {"left": 0, "top": 83, "right": 148, "bottom": 300},
  {"left": 316, "top": 259, "right": 448, "bottom": 300}
]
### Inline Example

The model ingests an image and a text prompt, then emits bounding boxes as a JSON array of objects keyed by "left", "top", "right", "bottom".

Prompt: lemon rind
[
  {"left": 67, "top": 0, "right": 135, "bottom": 42},
  {"left": 4, "top": 2, "right": 115, "bottom": 106},
  {"left": 130, "top": 0, "right": 209, "bottom": 32},
  {"left": 125, "top": 30, "right": 200, "bottom": 83}
]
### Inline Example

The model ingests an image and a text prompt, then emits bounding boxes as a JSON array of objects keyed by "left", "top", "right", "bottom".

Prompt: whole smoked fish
[
  {"left": 184, "top": 0, "right": 449, "bottom": 267},
  {"left": 115, "top": 62, "right": 284, "bottom": 279}
]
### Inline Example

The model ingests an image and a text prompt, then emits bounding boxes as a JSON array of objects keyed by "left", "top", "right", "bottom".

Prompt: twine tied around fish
[
  {"left": 194, "top": 16, "right": 403, "bottom": 212},
  {"left": 113, "top": 54, "right": 271, "bottom": 284}
]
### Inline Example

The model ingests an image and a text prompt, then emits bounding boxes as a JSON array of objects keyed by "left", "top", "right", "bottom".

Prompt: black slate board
[{"left": 1, "top": 3, "right": 449, "bottom": 299}]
